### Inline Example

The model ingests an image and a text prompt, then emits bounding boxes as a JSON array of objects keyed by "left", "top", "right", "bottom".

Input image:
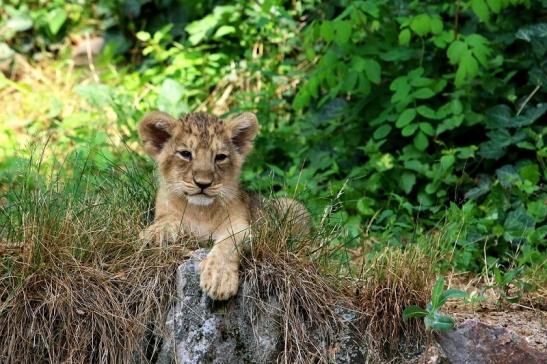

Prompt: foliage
[
  {"left": 291, "top": 0, "right": 546, "bottom": 268},
  {"left": 1, "top": 0, "right": 88, "bottom": 59},
  {"left": 403, "top": 277, "right": 467, "bottom": 332},
  {"left": 489, "top": 265, "right": 533, "bottom": 304},
  {"left": 1, "top": 0, "right": 546, "bottom": 278}
]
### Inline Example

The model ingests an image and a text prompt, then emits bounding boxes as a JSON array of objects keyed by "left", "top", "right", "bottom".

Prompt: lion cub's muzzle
[{"left": 187, "top": 176, "right": 218, "bottom": 206}]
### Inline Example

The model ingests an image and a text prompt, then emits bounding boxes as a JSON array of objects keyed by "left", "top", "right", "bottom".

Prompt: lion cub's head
[{"left": 138, "top": 111, "right": 259, "bottom": 206}]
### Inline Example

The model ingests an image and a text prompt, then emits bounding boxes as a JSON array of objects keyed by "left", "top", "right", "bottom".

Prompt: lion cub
[{"left": 138, "top": 111, "right": 309, "bottom": 300}]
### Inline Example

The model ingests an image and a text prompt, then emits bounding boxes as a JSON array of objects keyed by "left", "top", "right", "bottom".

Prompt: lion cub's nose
[{"left": 194, "top": 178, "right": 212, "bottom": 190}]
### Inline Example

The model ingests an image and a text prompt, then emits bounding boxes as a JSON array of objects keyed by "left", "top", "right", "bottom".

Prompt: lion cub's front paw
[
  {"left": 199, "top": 254, "right": 239, "bottom": 300},
  {"left": 140, "top": 221, "right": 180, "bottom": 246}
]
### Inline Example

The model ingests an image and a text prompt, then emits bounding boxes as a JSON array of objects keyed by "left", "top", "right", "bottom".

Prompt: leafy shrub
[
  {"left": 287, "top": 0, "right": 546, "bottom": 271},
  {"left": 1, "top": 0, "right": 545, "bottom": 276}
]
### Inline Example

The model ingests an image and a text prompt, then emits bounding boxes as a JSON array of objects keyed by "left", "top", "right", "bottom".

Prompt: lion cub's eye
[
  {"left": 177, "top": 150, "right": 192, "bottom": 160},
  {"left": 215, "top": 154, "right": 228, "bottom": 162}
]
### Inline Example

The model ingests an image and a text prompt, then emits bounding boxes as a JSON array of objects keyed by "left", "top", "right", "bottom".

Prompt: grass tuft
[
  {"left": 355, "top": 245, "right": 435, "bottom": 357},
  {"left": 242, "top": 199, "right": 351, "bottom": 363},
  {"left": 0, "top": 151, "right": 187, "bottom": 363}
]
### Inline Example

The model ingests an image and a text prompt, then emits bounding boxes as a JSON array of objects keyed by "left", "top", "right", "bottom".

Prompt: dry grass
[
  {"left": 242, "top": 200, "right": 351, "bottom": 363},
  {"left": 0, "top": 155, "right": 189, "bottom": 363},
  {"left": 355, "top": 245, "right": 435, "bottom": 358},
  {"left": 241, "top": 200, "right": 436, "bottom": 363},
  {"left": 0, "top": 251, "right": 182, "bottom": 363}
]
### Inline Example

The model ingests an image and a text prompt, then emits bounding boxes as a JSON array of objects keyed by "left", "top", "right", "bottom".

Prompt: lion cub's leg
[
  {"left": 140, "top": 216, "right": 184, "bottom": 246},
  {"left": 140, "top": 189, "right": 187, "bottom": 246},
  {"left": 199, "top": 220, "right": 248, "bottom": 300}
]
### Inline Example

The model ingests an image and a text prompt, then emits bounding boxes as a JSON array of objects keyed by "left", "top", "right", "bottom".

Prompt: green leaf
[
  {"left": 186, "top": 13, "right": 218, "bottom": 45},
  {"left": 417, "top": 105, "right": 437, "bottom": 119},
  {"left": 512, "top": 104, "right": 547, "bottom": 128},
  {"left": 519, "top": 164, "right": 540, "bottom": 185},
  {"left": 479, "top": 141, "right": 506, "bottom": 160},
  {"left": 528, "top": 200, "right": 547, "bottom": 221},
  {"left": 414, "top": 88, "right": 435, "bottom": 99},
  {"left": 401, "top": 124, "right": 418, "bottom": 136},
  {"left": 214, "top": 25, "right": 236, "bottom": 38},
  {"left": 487, "top": 0, "right": 502, "bottom": 13},
  {"left": 402, "top": 305, "right": 429, "bottom": 321},
  {"left": 447, "top": 41, "right": 467, "bottom": 64},
  {"left": 455, "top": 67, "right": 466, "bottom": 87},
  {"left": 440, "top": 155, "right": 455, "bottom": 170},
  {"left": 410, "top": 14, "right": 431, "bottom": 37},
  {"left": 431, "top": 277, "right": 445, "bottom": 310},
  {"left": 293, "top": 88, "right": 310, "bottom": 110},
  {"left": 426, "top": 313, "right": 455, "bottom": 331},
  {"left": 486, "top": 104, "right": 547, "bottom": 129},
  {"left": 357, "top": 197, "right": 375, "bottom": 216},
  {"left": 467, "top": 34, "right": 491, "bottom": 67},
  {"left": 390, "top": 77, "right": 411, "bottom": 104},
  {"left": 515, "top": 22, "right": 547, "bottom": 57},
  {"left": 486, "top": 104, "right": 512, "bottom": 128},
  {"left": 438, "top": 289, "right": 467, "bottom": 307},
  {"left": 320, "top": 21, "right": 334, "bottom": 42},
  {"left": 419, "top": 122, "right": 435, "bottom": 136},
  {"left": 430, "top": 16, "right": 444, "bottom": 34},
  {"left": 465, "top": 179, "right": 491, "bottom": 200},
  {"left": 461, "top": 53, "right": 479, "bottom": 78},
  {"left": 504, "top": 207, "right": 535, "bottom": 241},
  {"left": 496, "top": 165, "right": 520, "bottom": 188},
  {"left": 399, "top": 28, "right": 411, "bottom": 45},
  {"left": 472, "top": 0, "right": 490, "bottom": 22},
  {"left": 136, "top": 31, "right": 151, "bottom": 41},
  {"left": 437, "top": 116, "right": 464, "bottom": 135},
  {"left": 159, "top": 79, "right": 184, "bottom": 103},
  {"left": 363, "top": 59, "right": 381, "bottom": 84},
  {"left": 47, "top": 8, "right": 68, "bottom": 35},
  {"left": 334, "top": 20, "right": 352, "bottom": 45},
  {"left": 451, "top": 99, "right": 463, "bottom": 115},
  {"left": 410, "top": 77, "right": 432, "bottom": 88},
  {"left": 373, "top": 124, "right": 392, "bottom": 140},
  {"left": 400, "top": 172, "right": 416, "bottom": 194},
  {"left": 396, "top": 109, "right": 417, "bottom": 128},
  {"left": 516, "top": 23, "right": 547, "bottom": 40},
  {"left": 413, "top": 131, "right": 429, "bottom": 151}
]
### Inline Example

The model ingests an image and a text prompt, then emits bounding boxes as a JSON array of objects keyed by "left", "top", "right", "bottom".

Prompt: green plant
[
  {"left": 403, "top": 277, "right": 467, "bottom": 332},
  {"left": 490, "top": 266, "right": 532, "bottom": 304}
]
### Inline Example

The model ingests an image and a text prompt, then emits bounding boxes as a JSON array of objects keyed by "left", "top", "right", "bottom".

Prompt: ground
[{"left": 412, "top": 274, "right": 546, "bottom": 363}]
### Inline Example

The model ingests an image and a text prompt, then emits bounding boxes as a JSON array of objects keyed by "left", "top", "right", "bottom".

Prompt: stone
[
  {"left": 436, "top": 319, "right": 547, "bottom": 364},
  {"left": 155, "top": 249, "right": 366, "bottom": 363}
]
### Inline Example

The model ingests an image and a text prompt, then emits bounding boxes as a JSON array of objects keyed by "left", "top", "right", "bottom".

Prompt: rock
[
  {"left": 436, "top": 319, "right": 547, "bottom": 364},
  {"left": 155, "top": 249, "right": 366, "bottom": 363}
]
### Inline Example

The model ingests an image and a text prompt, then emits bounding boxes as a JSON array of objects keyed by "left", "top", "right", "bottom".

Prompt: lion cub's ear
[
  {"left": 138, "top": 111, "right": 176, "bottom": 158},
  {"left": 227, "top": 112, "right": 259, "bottom": 156}
]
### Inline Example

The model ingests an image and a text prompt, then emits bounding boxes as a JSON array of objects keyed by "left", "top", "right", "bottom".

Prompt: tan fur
[{"left": 138, "top": 111, "right": 310, "bottom": 300}]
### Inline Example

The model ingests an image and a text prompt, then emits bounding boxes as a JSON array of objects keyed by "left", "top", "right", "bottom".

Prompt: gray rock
[
  {"left": 156, "top": 250, "right": 366, "bottom": 364},
  {"left": 436, "top": 319, "right": 547, "bottom": 364}
]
